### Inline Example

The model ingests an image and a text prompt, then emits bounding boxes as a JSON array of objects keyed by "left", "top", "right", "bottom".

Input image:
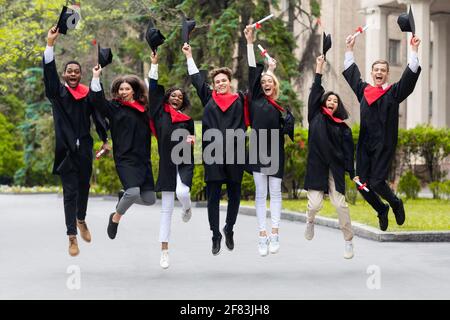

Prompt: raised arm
[
  {"left": 342, "top": 35, "right": 367, "bottom": 101},
  {"left": 308, "top": 55, "right": 326, "bottom": 123},
  {"left": 43, "top": 26, "right": 62, "bottom": 98},
  {"left": 148, "top": 52, "right": 165, "bottom": 120},
  {"left": 244, "top": 25, "right": 264, "bottom": 101},
  {"left": 182, "top": 43, "right": 211, "bottom": 106},
  {"left": 392, "top": 36, "right": 422, "bottom": 103}
]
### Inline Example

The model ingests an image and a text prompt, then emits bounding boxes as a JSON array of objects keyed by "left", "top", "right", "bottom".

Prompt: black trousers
[
  {"left": 206, "top": 180, "right": 241, "bottom": 239},
  {"left": 357, "top": 178, "right": 400, "bottom": 213},
  {"left": 60, "top": 152, "right": 92, "bottom": 236}
]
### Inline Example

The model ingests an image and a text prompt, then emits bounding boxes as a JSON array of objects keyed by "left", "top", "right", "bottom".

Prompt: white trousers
[
  {"left": 253, "top": 172, "right": 282, "bottom": 233},
  {"left": 159, "top": 172, "right": 191, "bottom": 243}
]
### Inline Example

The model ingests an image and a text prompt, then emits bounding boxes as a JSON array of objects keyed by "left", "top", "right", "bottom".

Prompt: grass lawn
[{"left": 237, "top": 198, "right": 450, "bottom": 231}]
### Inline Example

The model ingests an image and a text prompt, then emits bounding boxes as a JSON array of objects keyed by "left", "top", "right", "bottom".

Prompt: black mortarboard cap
[
  {"left": 56, "top": 6, "right": 80, "bottom": 35},
  {"left": 182, "top": 17, "right": 196, "bottom": 44},
  {"left": 397, "top": 7, "right": 415, "bottom": 34},
  {"left": 322, "top": 32, "right": 332, "bottom": 59},
  {"left": 145, "top": 24, "right": 166, "bottom": 54},
  {"left": 98, "top": 43, "right": 113, "bottom": 68}
]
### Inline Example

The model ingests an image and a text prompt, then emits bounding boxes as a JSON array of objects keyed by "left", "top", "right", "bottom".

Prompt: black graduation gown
[
  {"left": 343, "top": 63, "right": 421, "bottom": 181},
  {"left": 304, "top": 73, "right": 355, "bottom": 194},
  {"left": 247, "top": 63, "right": 294, "bottom": 178},
  {"left": 190, "top": 72, "right": 246, "bottom": 183},
  {"left": 43, "top": 58, "right": 108, "bottom": 175},
  {"left": 92, "top": 90, "right": 154, "bottom": 191},
  {"left": 148, "top": 80, "right": 195, "bottom": 192}
]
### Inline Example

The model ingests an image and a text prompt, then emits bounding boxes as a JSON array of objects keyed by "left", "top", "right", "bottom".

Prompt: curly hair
[
  {"left": 164, "top": 87, "right": 191, "bottom": 113},
  {"left": 111, "top": 75, "right": 148, "bottom": 109},
  {"left": 210, "top": 67, "right": 232, "bottom": 83}
]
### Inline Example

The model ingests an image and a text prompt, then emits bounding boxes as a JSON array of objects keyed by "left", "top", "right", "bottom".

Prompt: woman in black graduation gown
[
  {"left": 342, "top": 35, "right": 421, "bottom": 231},
  {"left": 304, "top": 55, "right": 355, "bottom": 259},
  {"left": 43, "top": 27, "right": 109, "bottom": 257},
  {"left": 91, "top": 67, "right": 156, "bottom": 240},
  {"left": 182, "top": 43, "right": 246, "bottom": 256},
  {"left": 147, "top": 52, "right": 195, "bottom": 269},
  {"left": 244, "top": 26, "right": 294, "bottom": 257}
]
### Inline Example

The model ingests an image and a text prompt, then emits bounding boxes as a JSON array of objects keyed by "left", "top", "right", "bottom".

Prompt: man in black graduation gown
[
  {"left": 182, "top": 43, "right": 246, "bottom": 255},
  {"left": 43, "top": 27, "right": 110, "bottom": 256},
  {"left": 342, "top": 34, "right": 421, "bottom": 231}
]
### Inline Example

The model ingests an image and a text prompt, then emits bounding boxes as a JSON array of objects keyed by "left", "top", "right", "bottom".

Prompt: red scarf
[
  {"left": 164, "top": 104, "right": 191, "bottom": 123},
  {"left": 321, "top": 106, "right": 344, "bottom": 123},
  {"left": 244, "top": 95, "right": 251, "bottom": 128},
  {"left": 364, "top": 84, "right": 393, "bottom": 106},
  {"left": 265, "top": 96, "right": 285, "bottom": 112},
  {"left": 212, "top": 91, "right": 239, "bottom": 112},
  {"left": 65, "top": 83, "right": 89, "bottom": 100},
  {"left": 115, "top": 99, "right": 146, "bottom": 112},
  {"left": 115, "top": 99, "right": 157, "bottom": 138}
]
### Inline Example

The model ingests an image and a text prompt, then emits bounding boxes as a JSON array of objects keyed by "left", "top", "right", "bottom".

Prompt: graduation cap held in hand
[
  {"left": 145, "top": 23, "right": 166, "bottom": 54},
  {"left": 182, "top": 17, "right": 196, "bottom": 44},
  {"left": 56, "top": 6, "right": 80, "bottom": 35},
  {"left": 397, "top": 7, "right": 415, "bottom": 34},
  {"left": 98, "top": 43, "right": 113, "bottom": 68},
  {"left": 322, "top": 32, "right": 332, "bottom": 59}
]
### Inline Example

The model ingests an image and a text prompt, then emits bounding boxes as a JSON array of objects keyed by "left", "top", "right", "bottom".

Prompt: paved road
[{"left": 0, "top": 194, "right": 449, "bottom": 300}]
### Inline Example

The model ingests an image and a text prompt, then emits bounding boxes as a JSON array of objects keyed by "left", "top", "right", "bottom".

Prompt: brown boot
[
  {"left": 77, "top": 220, "right": 92, "bottom": 243},
  {"left": 68, "top": 236, "right": 80, "bottom": 257}
]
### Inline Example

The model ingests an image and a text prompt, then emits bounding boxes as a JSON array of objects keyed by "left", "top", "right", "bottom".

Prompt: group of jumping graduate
[{"left": 43, "top": 8, "right": 421, "bottom": 269}]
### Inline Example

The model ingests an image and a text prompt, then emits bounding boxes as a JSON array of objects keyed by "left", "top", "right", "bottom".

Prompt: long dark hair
[
  {"left": 320, "top": 91, "right": 349, "bottom": 120},
  {"left": 111, "top": 75, "right": 148, "bottom": 109},
  {"left": 164, "top": 87, "right": 191, "bottom": 113}
]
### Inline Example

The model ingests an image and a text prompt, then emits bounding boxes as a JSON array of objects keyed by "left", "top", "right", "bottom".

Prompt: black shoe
[
  {"left": 107, "top": 213, "right": 119, "bottom": 239},
  {"left": 212, "top": 234, "right": 222, "bottom": 256},
  {"left": 116, "top": 189, "right": 125, "bottom": 209},
  {"left": 392, "top": 199, "right": 405, "bottom": 226},
  {"left": 377, "top": 204, "right": 389, "bottom": 231},
  {"left": 223, "top": 227, "right": 234, "bottom": 251}
]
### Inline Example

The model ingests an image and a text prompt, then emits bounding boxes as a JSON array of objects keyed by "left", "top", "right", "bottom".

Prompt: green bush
[
  {"left": 429, "top": 180, "right": 450, "bottom": 200},
  {"left": 398, "top": 170, "right": 421, "bottom": 199},
  {"left": 0, "top": 113, "right": 24, "bottom": 184},
  {"left": 345, "top": 174, "right": 358, "bottom": 205},
  {"left": 191, "top": 165, "right": 206, "bottom": 201}
]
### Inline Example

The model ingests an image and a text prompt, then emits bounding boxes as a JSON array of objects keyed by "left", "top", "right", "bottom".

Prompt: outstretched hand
[
  {"left": 151, "top": 51, "right": 158, "bottom": 64},
  {"left": 92, "top": 64, "right": 102, "bottom": 78},
  {"left": 316, "top": 55, "right": 326, "bottom": 74},
  {"left": 244, "top": 25, "right": 254, "bottom": 44},
  {"left": 267, "top": 58, "right": 277, "bottom": 72},
  {"left": 345, "top": 34, "right": 355, "bottom": 50},
  {"left": 182, "top": 43, "right": 192, "bottom": 58},
  {"left": 411, "top": 35, "right": 421, "bottom": 52},
  {"left": 47, "top": 26, "right": 59, "bottom": 46}
]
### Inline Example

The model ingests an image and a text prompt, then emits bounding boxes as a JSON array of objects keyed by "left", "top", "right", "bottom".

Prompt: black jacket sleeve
[
  {"left": 148, "top": 78, "right": 165, "bottom": 121},
  {"left": 190, "top": 72, "right": 212, "bottom": 107},
  {"left": 308, "top": 73, "right": 325, "bottom": 123},
  {"left": 342, "top": 125, "right": 355, "bottom": 179},
  {"left": 43, "top": 58, "right": 62, "bottom": 99},
  {"left": 392, "top": 66, "right": 422, "bottom": 104},
  {"left": 342, "top": 63, "right": 367, "bottom": 102},
  {"left": 87, "top": 89, "right": 108, "bottom": 143}
]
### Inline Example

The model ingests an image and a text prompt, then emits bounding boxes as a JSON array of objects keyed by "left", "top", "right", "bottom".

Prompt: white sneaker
[
  {"left": 258, "top": 236, "right": 269, "bottom": 257},
  {"left": 344, "top": 241, "right": 354, "bottom": 259},
  {"left": 304, "top": 221, "right": 314, "bottom": 240},
  {"left": 269, "top": 233, "right": 280, "bottom": 254},
  {"left": 182, "top": 208, "right": 192, "bottom": 223},
  {"left": 160, "top": 250, "right": 170, "bottom": 269}
]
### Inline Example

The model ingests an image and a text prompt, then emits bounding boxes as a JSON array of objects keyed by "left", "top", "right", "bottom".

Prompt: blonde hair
[{"left": 261, "top": 72, "right": 280, "bottom": 100}]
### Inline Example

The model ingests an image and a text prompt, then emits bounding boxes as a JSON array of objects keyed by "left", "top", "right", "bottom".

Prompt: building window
[{"left": 389, "top": 39, "right": 401, "bottom": 66}]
